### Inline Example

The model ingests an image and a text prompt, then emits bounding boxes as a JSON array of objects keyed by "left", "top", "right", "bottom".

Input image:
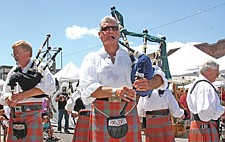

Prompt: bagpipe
[
  {"left": 8, "top": 34, "right": 62, "bottom": 97},
  {"left": 111, "top": 6, "right": 171, "bottom": 97}
]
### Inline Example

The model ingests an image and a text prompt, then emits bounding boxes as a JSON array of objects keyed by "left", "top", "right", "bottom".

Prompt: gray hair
[
  {"left": 99, "top": 16, "right": 118, "bottom": 30},
  {"left": 200, "top": 60, "right": 219, "bottom": 73}
]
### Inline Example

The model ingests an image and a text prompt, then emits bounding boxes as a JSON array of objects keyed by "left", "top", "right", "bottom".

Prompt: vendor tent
[
  {"left": 51, "top": 62, "right": 80, "bottom": 128},
  {"left": 168, "top": 43, "right": 216, "bottom": 77},
  {"left": 54, "top": 61, "right": 79, "bottom": 83}
]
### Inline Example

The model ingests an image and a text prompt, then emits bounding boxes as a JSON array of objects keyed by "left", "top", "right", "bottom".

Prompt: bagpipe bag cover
[{"left": 131, "top": 54, "right": 154, "bottom": 97}]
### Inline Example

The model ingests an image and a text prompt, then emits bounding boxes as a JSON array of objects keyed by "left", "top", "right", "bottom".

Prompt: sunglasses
[{"left": 101, "top": 26, "right": 118, "bottom": 32}]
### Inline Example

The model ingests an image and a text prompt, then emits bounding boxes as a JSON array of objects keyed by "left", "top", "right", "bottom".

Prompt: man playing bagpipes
[
  {"left": 1, "top": 40, "right": 56, "bottom": 141},
  {"left": 78, "top": 15, "right": 165, "bottom": 141}
]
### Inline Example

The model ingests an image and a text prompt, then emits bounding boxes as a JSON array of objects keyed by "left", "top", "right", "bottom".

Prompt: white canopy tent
[
  {"left": 168, "top": 43, "right": 216, "bottom": 77},
  {"left": 168, "top": 43, "right": 225, "bottom": 89},
  {"left": 51, "top": 62, "right": 80, "bottom": 128},
  {"left": 217, "top": 55, "right": 225, "bottom": 74}
]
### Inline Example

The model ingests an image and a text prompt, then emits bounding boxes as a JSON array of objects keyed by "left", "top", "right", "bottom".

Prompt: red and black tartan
[
  {"left": 89, "top": 100, "right": 142, "bottom": 142},
  {"left": 6, "top": 102, "right": 43, "bottom": 142},
  {"left": 145, "top": 114, "right": 175, "bottom": 142},
  {"left": 72, "top": 110, "right": 90, "bottom": 142},
  {"left": 188, "top": 120, "right": 219, "bottom": 142}
]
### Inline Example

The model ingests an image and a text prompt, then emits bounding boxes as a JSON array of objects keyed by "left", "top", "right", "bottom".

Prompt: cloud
[{"left": 65, "top": 25, "right": 98, "bottom": 40}]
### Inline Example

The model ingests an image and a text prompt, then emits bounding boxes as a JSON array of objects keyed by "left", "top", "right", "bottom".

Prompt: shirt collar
[{"left": 98, "top": 46, "right": 122, "bottom": 58}]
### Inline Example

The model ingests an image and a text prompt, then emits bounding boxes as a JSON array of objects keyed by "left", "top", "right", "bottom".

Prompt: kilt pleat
[
  {"left": 90, "top": 100, "right": 142, "bottom": 142},
  {"left": 72, "top": 112, "right": 90, "bottom": 142},
  {"left": 6, "top": 102, "right": 43, "bottom": 142},
  {"left": 145, "top": 114, "right": 175, "bottom": 142},
  {"left": 188, "top": 120, "right": 219, "bottom": 142}
]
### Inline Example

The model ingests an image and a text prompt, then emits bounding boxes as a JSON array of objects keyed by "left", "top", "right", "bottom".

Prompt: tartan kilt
[
  {"left": 90, "top": 100, "right": 142, "bottom": 142},
  {"left": 72, "top": 110, "right": 90, "bottom": 142},
  {"left": 146, "top": 114, "right": 175, "bottom": 142},
  {"left": 188, "top": 120, "right": 219, "bottom": 142},
  {"left": 6, "top": 102, "right": 43, "bottom": 142}
]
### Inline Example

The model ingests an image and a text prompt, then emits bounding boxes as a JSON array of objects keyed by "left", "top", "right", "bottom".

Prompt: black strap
[
  {"left": 146, "top": 109, "right": 169, "bottom": 115},
  {"left": 148, "top": 89, "right": 164, "bottom": 98},
  {"left": 190, "top": 80, "right": 217, "bottom": 94}
]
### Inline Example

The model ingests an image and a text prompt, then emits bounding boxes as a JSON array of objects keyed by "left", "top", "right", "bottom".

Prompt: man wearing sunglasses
[{"left": 78, "top": 16, "right": 167, "bottom": 141}]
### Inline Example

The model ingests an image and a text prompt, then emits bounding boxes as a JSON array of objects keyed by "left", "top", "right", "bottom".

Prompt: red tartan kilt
[
  {"left": 145, "top": 114, "right": 175, "bottom": 142},
  {"left": 6, "top": 102, "right": 43, "bottom": 142},
  {"left": 90, "top": 100, "right": 142, "bottom": 141},
  {"left": 72, "top": 110, "right": 90, "bottom": 142},
  {"left": 189, "top": 120, "right": 219, "bottom": 142}
]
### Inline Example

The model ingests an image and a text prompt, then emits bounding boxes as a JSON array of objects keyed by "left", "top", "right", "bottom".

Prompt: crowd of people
[{"left": 0, "top": 15, "right": 224, "bottom": 142}]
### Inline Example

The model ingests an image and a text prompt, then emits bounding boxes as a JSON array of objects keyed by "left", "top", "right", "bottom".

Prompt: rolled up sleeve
[
  {"left": 35, "top": 65, "right": 56, "bottom": 95},
  {"left": 153, "top": 65, "right": 168, "bottom": 90}
]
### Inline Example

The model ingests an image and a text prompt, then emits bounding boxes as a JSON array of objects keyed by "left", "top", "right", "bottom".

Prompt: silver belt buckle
[
  {"left": 108, "top": 96, "right": 121, "bottom": 102},
  {"left": 200, "top": 124, "right": 209, "bottom": 129},
  {"left": 15, "top": 106, "right": 22, "bottom": 112}
]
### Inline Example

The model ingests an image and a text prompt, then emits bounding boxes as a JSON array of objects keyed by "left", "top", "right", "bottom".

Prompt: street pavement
[{"left": 45, "top": 126, "right": 188, "bottom": 142}]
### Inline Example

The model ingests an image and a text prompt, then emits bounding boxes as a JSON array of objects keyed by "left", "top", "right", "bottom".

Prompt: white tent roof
[
  {"left": 54, "top": 61, "right": 79, "bottom": 82},
  {"left": 217, "top": 55, "right": 225, "bottom": 73},
  {"left": 168, "top": 43, "right": 216, "bottom": 76}
]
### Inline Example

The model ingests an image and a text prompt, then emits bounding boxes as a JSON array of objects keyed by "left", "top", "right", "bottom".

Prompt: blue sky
[{"left": 0, "top": 1, "right": 225, "bottom": 69}]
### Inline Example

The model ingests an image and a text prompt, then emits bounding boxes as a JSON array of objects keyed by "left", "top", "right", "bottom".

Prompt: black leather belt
[
  {"left": 96, "top": 98, "right": 109, "bottom": 101},
  {"left": 146, "top": 109, "right": 169, "bottom": 115},
  {"left": 192, "top": 114, "right": 218, "bottom": 123},
  {"left": 14, "top": 104, "right": 42, "bottom": 112},
  {"left": 79, "top": 111, "right": 90, "bottom": 117}
]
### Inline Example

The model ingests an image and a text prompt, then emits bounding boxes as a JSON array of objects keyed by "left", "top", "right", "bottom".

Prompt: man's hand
[
  {"left": 133, "top": 74, "right": 164, "bottom": 91},
  {"left": 71, "top": 111, "right": 79, "bottom": 118},
  {"left": 5, "top": 95, "right": 17, "bottom": 107},
  {"left": 116, "top": 86, "right": 136, "bottom": 102}
]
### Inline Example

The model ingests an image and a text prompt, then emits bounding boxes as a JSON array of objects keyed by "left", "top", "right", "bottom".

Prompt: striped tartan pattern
[
  {"left": 72, "top": 110, "right": 90, "bottom": 142},
  {"left": 188, "top": 120, "right": 219, "bottom": 142},
  {"left": 6, "top": 102, "right": 43, "bottom": 142},
  {"left": 90, "top": 100, "right": 142, "bottom": 142},
  {"left": 145, "top": 114, "right": 175, "bottom": 142}
]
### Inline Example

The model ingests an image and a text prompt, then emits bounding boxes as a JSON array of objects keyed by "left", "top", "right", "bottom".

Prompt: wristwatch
[{"left": 112, "top": 88, "right": 117, "bottom": 97}]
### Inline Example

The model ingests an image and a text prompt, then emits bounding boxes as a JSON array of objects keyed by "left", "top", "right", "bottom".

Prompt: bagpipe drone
[
  {"left": 8, "top": 34, "right": 62, "bottom": 97},
  {"left": 111, "top": 6, "right": 171, "bottom": 97}
]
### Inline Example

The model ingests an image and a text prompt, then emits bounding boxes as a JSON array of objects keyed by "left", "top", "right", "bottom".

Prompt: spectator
[
  {"left": 55, "top": 86, "right": 70, "bottom": 133},
  {"left": 42, "top": 115, "right": 54, "bottom": 140},
  {"left": 179, "top": 88, "right": 190, "bottom": 119}
]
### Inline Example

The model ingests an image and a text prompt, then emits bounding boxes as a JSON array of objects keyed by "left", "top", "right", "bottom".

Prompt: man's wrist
[
  {"left": 112, "top": 88, "right": 118, "bottom": 97},
  {"left": 109, "top": 88, "right": 121, "bottom": 102}
]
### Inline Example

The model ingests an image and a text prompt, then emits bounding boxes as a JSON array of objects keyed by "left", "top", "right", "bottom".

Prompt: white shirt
[
  {"left": 79, "top": 47, "right": 132, "bottom": 105},
  {"left": 187, "top": 74, "right": 225, "bottom": 122},
  {"left": 65, "top": 89, "right": 92, "bottom": 111},
  {"left": 137, "top": 89, "right": 184, "bottom": 118},
  {"left": 1, "top": 60, "right": 56, "bottom": 105}
]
